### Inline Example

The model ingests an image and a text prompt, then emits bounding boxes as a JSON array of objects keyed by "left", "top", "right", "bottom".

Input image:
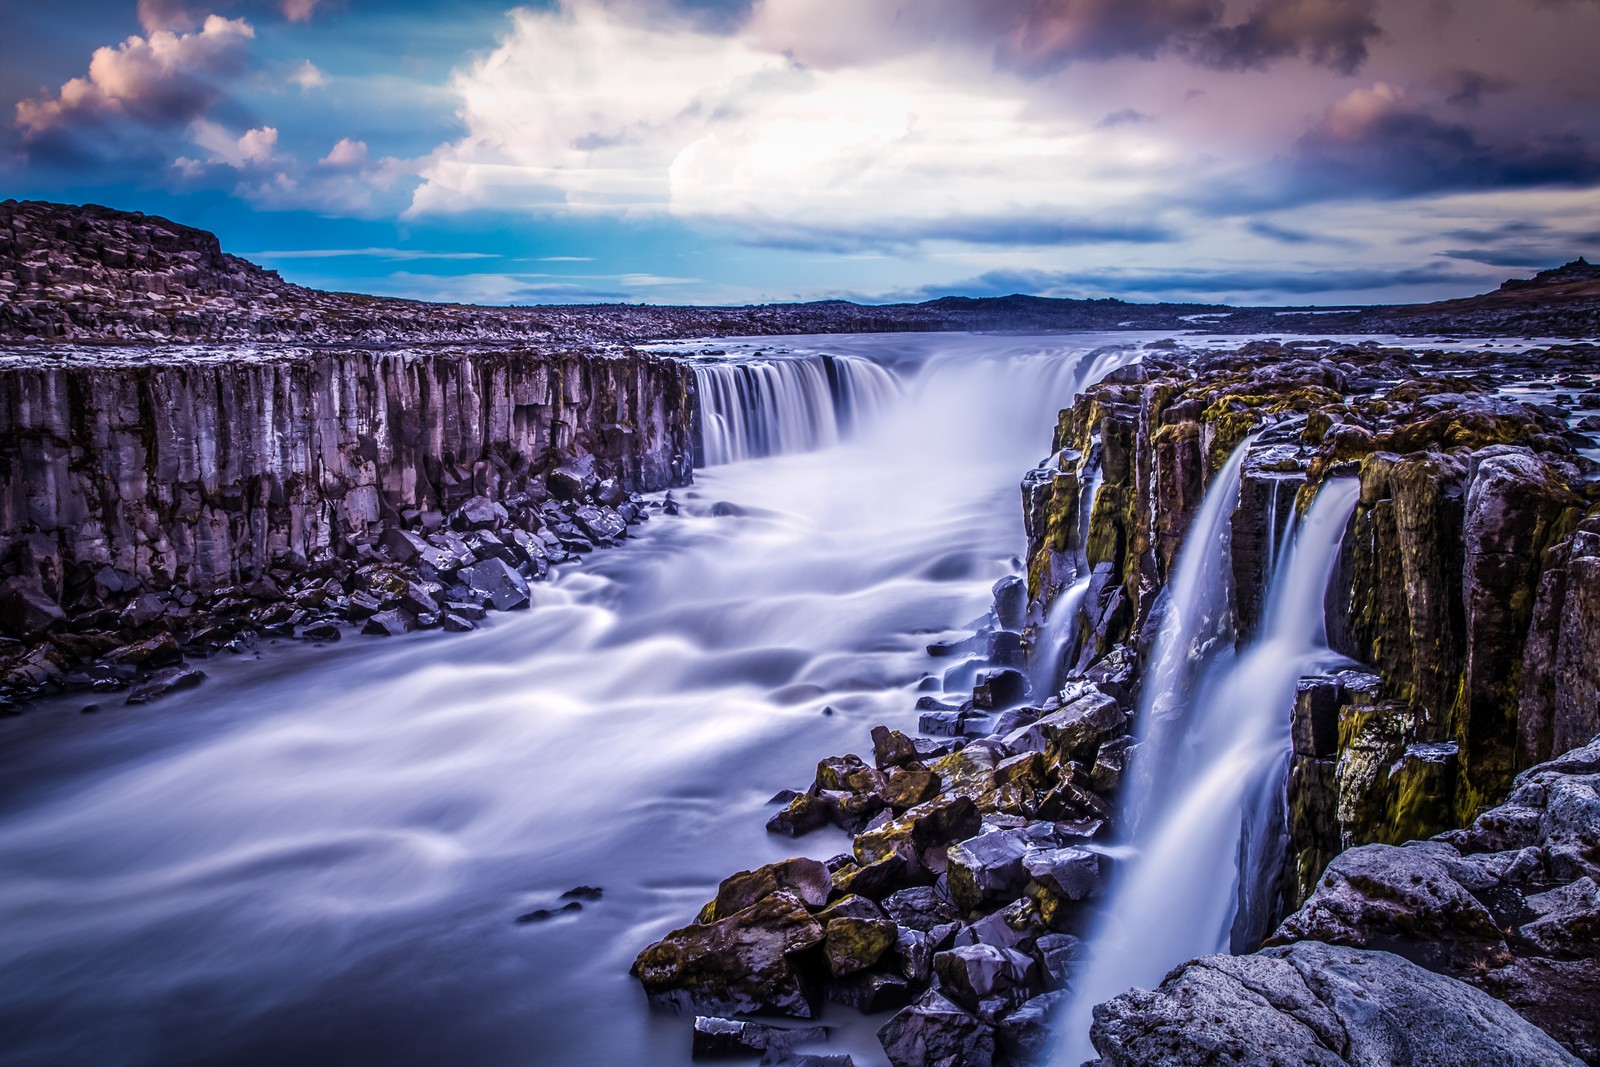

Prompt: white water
[
  {"left": 0, "top": 331, "right": 1150, "bottom": 1067},
  {"left": 1058, "top": 475, "right": 1360, "bottom": 1064},
  {"left": 1028, "top": 465, "right": 1101, "bottom": 699},
  {"left": 691, "top": 353, "right": 897, "bottom": 465}
]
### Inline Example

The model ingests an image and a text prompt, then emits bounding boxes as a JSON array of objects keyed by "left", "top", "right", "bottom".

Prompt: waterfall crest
[
  {"left": 1058, "top": 475, "right": 1360, "bottom": 1064},
  {"left": 690, "top": 353, "right": 897, "bottom": 465}
]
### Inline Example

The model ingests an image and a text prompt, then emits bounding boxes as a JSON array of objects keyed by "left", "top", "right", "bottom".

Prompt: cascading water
[
  {"left": 1028, "top": 465, "right": 1102, "bottom": 699},
  {"left": 1058, "top": 474, "right": 1360, "bottom": 1065},
  {"left": 690, "top": 353, "right": 897, "bottom": 465},
  {"left": 0, "top": 331, "right": 1149, "bottom": 1067}
]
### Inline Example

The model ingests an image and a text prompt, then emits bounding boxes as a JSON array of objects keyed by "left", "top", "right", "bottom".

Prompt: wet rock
[
  {"left": 362, "top": 610, "right": 416, "bottom": 637},
  {"left": 574, "top": 505, "right": 627, "bottom": 542},
  {"left": 872, "top": 725, "right": 923, "bottom": 769},
  {"left": 947, "top": 829, "right": 1033, "bottom": 913},
  {"left": 1033, "top": 933, "right": 1084, "bottom": 989},
  {"left": 827, "top": 970, "right": 911, "bottom": 1014},
  {"left": 1088, "top": 941, "right": 1581, "bottom": 1067},
  {"left": 460, "top": 558, "right": 530, "bottom": 611},
  {"left": 767, "top": 793, "right": 831, "bottom": 838},
  {"left": 992, "top": 576, "right": 1026, "bottom": 630},
  {"left": 101, "top": 633, "right": 182, "bottom": 668},
  {"left": 297, "top": 621, "right": 342, "bottom": 641},
  {"left": 1022, "top": 846, "right": 1101, "bottom": 901},
  {"left": 124, "top": 665, "right": 205, "bottom": 704},
  {"left": 451, "top": 495, "right": 509, "bottom": 531},
  {"left": 855, "top": 795, "right": 981, "bottom": 867},
  {"left": 632, "top": 889, "right": 826, "bottom": 1018},
  {"left": 1001, "top": 688, "right": 1124, "bottom": 765},
  {"left": 706, "top": 858, "right": 832, "bottom": 922},
  {"left": 823, "top": 917, "right": 898, "bottom": 977},
  {"left": 0, "top": 578, "right": 65, "bottom": 639},
  {"left": 441, "top": 614, "right": 475, "bottom": 632},
  {"left": 516, "top": 901, "right": 582, "bottom": 923},
  {"left": 878, "top": 990, "right": 996, "bottom": 1067},
  {"left": 689, "top": 1016, "right": 827, "bottom": 1059},
  {"left": 972, "top": 668, "right": 1027, "bottom": 711},
  {"left": 881, "top": 887, "right": 961, "bottom": 932},
  {"left": 997, "top": 990, "right": 1067, "bottom": 1066},
  {"left": 547, "top": 455, "right": 600, "bottom": 501}
]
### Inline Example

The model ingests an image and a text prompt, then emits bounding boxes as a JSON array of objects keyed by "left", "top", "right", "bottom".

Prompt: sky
[{"left": 3, "top": 0, "right": 1599, "bottom": 307}]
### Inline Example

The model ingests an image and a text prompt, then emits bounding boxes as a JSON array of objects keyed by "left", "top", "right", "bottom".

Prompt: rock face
[
  {"left": 632, "top": 337, "right": 1598, "bottom": 1066},
  {"left": 1271, "top": 735, "right": 1600, "bottom": 1063},
  {"left": 1088, "top": 940, "right": 1581, "bottom": 1067},
  {"left": 0, "top": 340, "right": 694, "bottom": 706},
  {"left": 1024, "top": 340, "right": 1600, "bottom": 903}
]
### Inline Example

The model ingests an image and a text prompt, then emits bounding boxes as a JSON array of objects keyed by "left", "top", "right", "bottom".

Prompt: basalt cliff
[{"left": 629, "top": 338, "right": 1600, "bottom": 1066}]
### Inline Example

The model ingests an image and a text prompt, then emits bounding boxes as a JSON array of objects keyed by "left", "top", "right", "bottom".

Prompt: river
[{"left": 0, "top": 331, "right": 1166, "bottom": 1067}]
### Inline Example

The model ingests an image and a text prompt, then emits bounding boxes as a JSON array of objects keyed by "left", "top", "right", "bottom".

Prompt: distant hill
[{"left": 1, "top": 199, "right": 1596, "bottom": 344}]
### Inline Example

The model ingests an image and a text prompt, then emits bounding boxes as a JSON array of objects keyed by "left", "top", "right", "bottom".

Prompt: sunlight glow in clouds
[{"left": 410, "top": 0, "right": 1192, "bottom": 249}]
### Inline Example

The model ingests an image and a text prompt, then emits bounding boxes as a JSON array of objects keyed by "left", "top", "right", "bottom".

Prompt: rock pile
[
  {"left": 0, "top": 465, "right": 660, "bottom": 709},
  {"left": 633, "top": 581, "right": 1138, "bottom": 1067}
]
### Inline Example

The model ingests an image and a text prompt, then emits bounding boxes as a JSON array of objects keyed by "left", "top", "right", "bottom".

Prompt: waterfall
[
  {"left": 690, "top": 353, "right": 897, "bottom": 465},
  {"left": 1028, "top": 464, "right": 1102, "bottom": 699},
  {"left": 1058, "top": 475, "right": 1360, "bottom": 1065}
]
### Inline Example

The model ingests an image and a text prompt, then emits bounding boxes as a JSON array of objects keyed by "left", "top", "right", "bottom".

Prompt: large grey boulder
[{"left": 1088, "top": 941, "right": 1581, "bottom": 1066}]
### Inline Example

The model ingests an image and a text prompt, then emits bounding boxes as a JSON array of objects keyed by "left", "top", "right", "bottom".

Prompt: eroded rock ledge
[
  {"left": 630, "top": 339, "right": 1599, "bottom": 1066},
  {"left": 0, "top": 345, "right": 695, "bottom": 708}
]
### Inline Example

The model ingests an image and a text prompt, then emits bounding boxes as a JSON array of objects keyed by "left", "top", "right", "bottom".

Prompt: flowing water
[
  {"left": 1057, "top": 475, "right": 1361, "bottom": 1064},
  {"left": 0, "top": 331, "right": 1156, "bottom": 1067}
]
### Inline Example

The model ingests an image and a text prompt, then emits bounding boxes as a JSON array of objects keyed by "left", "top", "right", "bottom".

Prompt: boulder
[
  {"left": 632, "top": 889, "right": 826, "bottom": 1018},
  {"left": 0, "top": 578, "right": 66, "bottom": 639},
  {"left": 932, "top": 943, "right": 1035, "bottom": 1014},
  {"left": 1022, "top": 846, "right": 1101, "bottom": 902},
  {"left": 460, "top": 558, "right": 531, "bottom": 611},
  {"left": 689, "top": 1016, "right": 827, "bottom": 1059},
  {"left": 706, "top": 858, "right": 832, "bottom": 922},
  {"left": 362, "top": 610, "right": 416, "bottom": 637},
  {"left": 547, "top": 455, "right": 599, "bottom": 501},
  {"left": 1088, "top": 941, "right": 1581, "bottom": 1067},
  {"left": 124, "top": 665, "right": 205, "bottom": 704},
  {"left": 947, "top": 829, "right": 1033, "bottom": 913},
  {"left": 878, "top": 990, "right": 996, "bottom": 1067},
  {"left": 823, "top": 917, "right": 898, "bottom": 977}
]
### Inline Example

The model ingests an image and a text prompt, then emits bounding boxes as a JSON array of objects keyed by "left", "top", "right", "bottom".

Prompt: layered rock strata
[{"left": 0, "top": 345, "right": 695, "bottom": 707}]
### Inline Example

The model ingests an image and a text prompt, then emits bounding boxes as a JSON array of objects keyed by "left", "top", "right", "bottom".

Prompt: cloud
[
  {"left": 411, "top": 0, "right": 1196, "bottom": 249},
  {"left": 289, "top": 59, "right": 328, "bottom": 91},
  {"left": 1245, "top": 219, "right": 1357, "bottom": 246},
  {"left": 1438, "top": 247, "right": 1570, "bottom": 268},
  {"left": 1431, "top": 68, "right": 1513, "bottom": 107},
  {"left": 998, "top": 0, "right": 1223, "bottom": 71},
  {"left": 888, "top": 261, "right": 1486, "bottom": 302},
  {"left": 1192, "top": 0, "right": 1381, "bottom": 75},
  {"left": 14, "top": 16, "right": 255, "bottom": 141},
  {"left": 1283, "top": 82, "right": 1600, "bottom": 200},
  {"left": 320, "top": 137, "right": 367, "bottom": 166},
  {"left": 282, "top": 0, "right": 325, "bottom": 21},
  {"left": 247, "top": 247, "right": 500, "bottom": 260},
  {"left": 188, "top": 121, "right": 279, "bottom": 167},
  {"left": 1095, "top": 108, "right": 1154, "bottom": 128}
]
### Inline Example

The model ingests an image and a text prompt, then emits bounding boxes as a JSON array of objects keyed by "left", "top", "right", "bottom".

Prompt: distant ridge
[{"left": 1, "top": 199, "right": 1596, "bottom": 344}]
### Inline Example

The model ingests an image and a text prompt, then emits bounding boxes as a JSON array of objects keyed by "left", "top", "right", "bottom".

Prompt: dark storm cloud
[
  {"left": 1283, "top": 86, "right": 1600, "bottom": 201},
  {"left": 995, "top": 0, "right": 1381, "bottom": 73},
  {"left": 1192, "top": 0, "right": 1380, "bottom": 74},
  {"left": 1438, "top": 247, "right": 1571, "bottom": 268},
  {"left": 1000, "top": 0, "right": 1222, "bottom": 70},
  {"left": 1431, "top": 68, "right": 1514, "bottom": 108}
]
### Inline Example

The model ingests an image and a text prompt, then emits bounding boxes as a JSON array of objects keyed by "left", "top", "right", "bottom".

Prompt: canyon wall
[
  {"left": 1023, "top": 341, "right": 1600, "bottom": 908},
  {"left": 1, "top": 347, "right": 694, "bottom": 599}
]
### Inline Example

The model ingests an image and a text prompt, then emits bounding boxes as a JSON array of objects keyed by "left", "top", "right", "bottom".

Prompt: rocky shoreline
[{"left": 628, "top": 338, "right": 1600, "bottom": 1065}]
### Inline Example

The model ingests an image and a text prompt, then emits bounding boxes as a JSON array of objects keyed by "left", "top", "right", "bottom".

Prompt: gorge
[{"left": 2, "top": 203, "right": 1599, "bottom": 1067}]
